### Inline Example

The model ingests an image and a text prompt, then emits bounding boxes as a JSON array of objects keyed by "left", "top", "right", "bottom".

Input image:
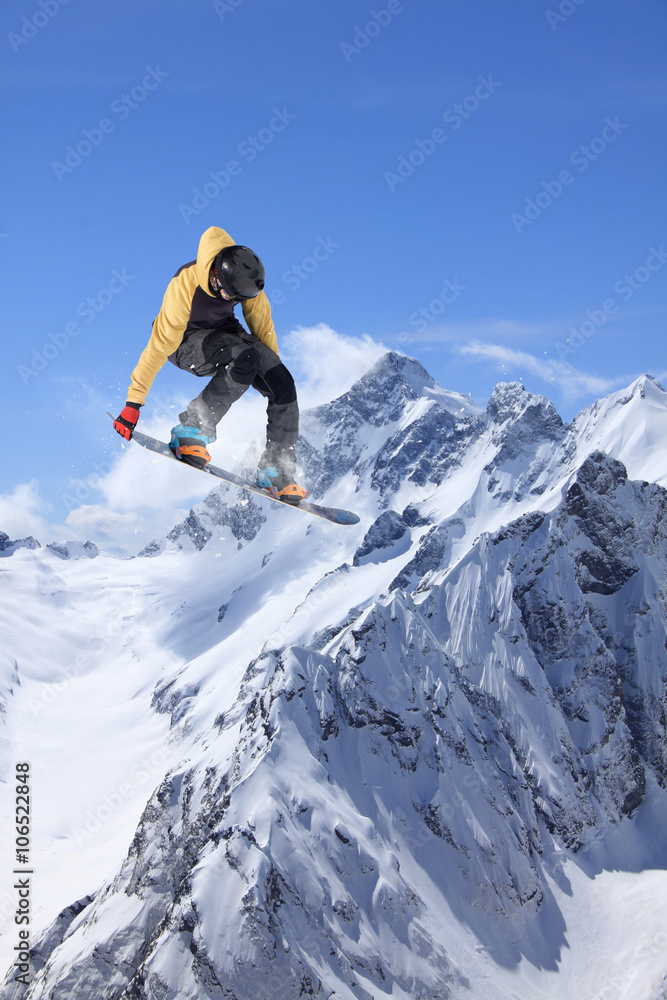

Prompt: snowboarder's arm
[
  {"left": 127, "top": 267, "right": 197, "bottom": 405},
  {"left": 242, "top": 291, "right": 279, "bottom": 356}
]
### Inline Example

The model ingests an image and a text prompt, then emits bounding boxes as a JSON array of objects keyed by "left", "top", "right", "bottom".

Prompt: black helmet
[{"left": 213, "top": 245, "right": 265, "bottom": 300}]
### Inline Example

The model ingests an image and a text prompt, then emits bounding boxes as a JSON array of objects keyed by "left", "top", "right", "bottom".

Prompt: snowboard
[{"left": 109, "top": 415, "right": 360, "bottom": 526}]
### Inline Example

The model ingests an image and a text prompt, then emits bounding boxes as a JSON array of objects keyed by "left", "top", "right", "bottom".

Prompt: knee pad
[
  {"left": 229, "top": 347, "right": 260, "bottom": 386},
  {"left": 260, "top": 363, "right": 297, "bottom": 405}
]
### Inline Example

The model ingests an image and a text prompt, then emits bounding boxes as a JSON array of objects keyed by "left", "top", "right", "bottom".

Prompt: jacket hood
[{"left": 195, "top": 226, "right": 236, "bottom": 297}]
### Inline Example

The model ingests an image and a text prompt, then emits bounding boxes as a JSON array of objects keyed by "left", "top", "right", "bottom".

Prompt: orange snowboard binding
[
  {"left": 169, "top": 425, "right": 213, "bottom": 469},
  {"left": 256, "top": 466, "right": 309, "bottom": 506}
]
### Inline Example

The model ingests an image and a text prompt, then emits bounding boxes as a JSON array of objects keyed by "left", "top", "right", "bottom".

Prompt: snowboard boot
[
  {"left": 169, "top": 424, "right": 214, "bottom": 469},
  {"left": 256, "top": 465, "right": 309, "bottom": 505}
]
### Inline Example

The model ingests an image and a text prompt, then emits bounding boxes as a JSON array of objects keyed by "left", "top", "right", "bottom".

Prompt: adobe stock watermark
[
  {"left": 554, "top": 246, "right": 667, "bottom": 361},
  {"left": 28, "top": 592, "right": 139, "bottom": 716},
  {"left": 589, "top": 926, "right": 667, "bottom": 1000},
  {"left": 69, "top": 748, "right": 170, "bottom": 845},
  {"left": 179, "top": 107, "right": 296, "bottom": 223},
  {"left": 8, "top": 0, "right": 73, "bottom": 53},
  {"left": 266, "top": 236, "right": 340, "bottom": 307},
  {"left": 61, "top": 387, "right": 186, "bottom": 510},
  {"left": 545, "top": 0, "right": 587, "bottom": 31},
  {"left": 51, "top": 66, "right": 169, "bottom": 181},
  {"left": 511, "top": 116, "right": 629, "bottom": 234},
  {"left": 384, "top": 75, "right": 502, "bottom": 192},
  {"left": 396, "top": 277, "right": 467, "bottom": 343},
  {"left": 134, "top": 389, "right": 182, "bottom": 428},
  {"left": 212, "top": 0, "right": 246, "bottom": 19},
  {"left": 340, "top": 0, "right": 414, "bottom": 62},
  {"left": 18, "top": 267, "right": 134, "bottom": 385},
  {"left": 27, "top": 642, "right": 117, "bottom": 717},
  {"left": 61, "top": 460, "right": 113, "bottom": 512}
]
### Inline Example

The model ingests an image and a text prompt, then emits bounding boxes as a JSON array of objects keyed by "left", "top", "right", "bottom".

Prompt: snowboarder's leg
[
  {"left": 179, "top": 347, "right": 258, "bottom": 434},
  {"left": 249, "top": 347, "right": 307, "bottom": 503},
  {"left": 173, "top": 332, "right": 305, "bottom": 500},
  {"left": 176, "top": 328, "right": 264, "bottom": 432},
  {"left": 253, "top": 364, "right": 299, "bottom": 473},
  {"left": 172, "top": 333, "right": 257, "bottom": 468}
]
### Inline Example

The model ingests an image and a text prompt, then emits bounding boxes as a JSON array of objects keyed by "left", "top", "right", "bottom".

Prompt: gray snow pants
[{"left": 170, "top": 323, "right": 299, "bottom": 474}]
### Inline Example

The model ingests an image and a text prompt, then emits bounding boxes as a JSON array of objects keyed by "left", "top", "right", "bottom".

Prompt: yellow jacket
[{"left": 127, "top": 227, "right": 278, "bottom": 405}]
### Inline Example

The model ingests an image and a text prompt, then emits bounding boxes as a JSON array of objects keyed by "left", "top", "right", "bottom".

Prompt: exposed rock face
[
  {"left": 165, "top": 488, "right": 266, "bottom": 552},
  {"left": 299, "top": 353, "right": 482, "bottom": 503},
  {"left": 352, "top": 510, "right": 409, "bottom": 566},
  {"left": 46, "top": 540, "right": 99, "bottom": 560},
  {"left": 0, "top": 531, "right": 41, "bottom": 557},
  {"left": 1, "top": 534, "right": 99, "bottom": 560}
]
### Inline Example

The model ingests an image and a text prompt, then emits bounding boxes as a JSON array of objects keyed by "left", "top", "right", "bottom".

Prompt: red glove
[{"left": 113, "top": 402, "right": 141, "bottom": 440}]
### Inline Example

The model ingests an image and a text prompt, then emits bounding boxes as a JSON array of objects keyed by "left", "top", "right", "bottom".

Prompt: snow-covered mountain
[{"left": 2, "top": 353, "right": 667, "bottom": 1000}]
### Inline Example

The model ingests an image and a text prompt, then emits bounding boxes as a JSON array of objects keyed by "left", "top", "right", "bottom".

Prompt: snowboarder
[{"left": 113, "top": 226, "right": 308, "bottom": 504}]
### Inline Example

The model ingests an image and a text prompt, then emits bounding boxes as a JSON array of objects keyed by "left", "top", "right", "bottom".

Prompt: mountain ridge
[{"left": 2, "top": 353, "right": 667, "bottom": 999}]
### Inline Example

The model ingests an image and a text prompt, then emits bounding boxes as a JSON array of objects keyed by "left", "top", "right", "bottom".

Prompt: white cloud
[
  {"left": 0, "top": 482, "right": 51, "bottom": 541},
  {"left": 390, "top": 318, "right": 561, "bottom": 346},
  {"left": 457, "top": 340, "right": 619, "bottom": 400},
  {"left": 281, "top": 324, "right": 388, "bottom": 408},
  {"left": 64, "top": 503, "right": 190, "bottom": 555}
]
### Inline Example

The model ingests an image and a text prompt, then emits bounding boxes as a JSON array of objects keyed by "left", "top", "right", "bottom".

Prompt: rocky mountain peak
[
  {"left": 0, "top": 531, "right": 40, "bottom": 557},
  {"left": 626, "top": 372, "right": 665, "bottom": 401},
  {"left": 309, "top": 350, "right": 436, "bottom": 429},
  {"left": 487, "top": 380, "right": 565, "bottom": 434}
]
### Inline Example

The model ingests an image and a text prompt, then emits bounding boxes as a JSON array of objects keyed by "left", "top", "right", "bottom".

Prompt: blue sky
[{"left": 1, "top": 0, "right": 666, "bottom": 547}]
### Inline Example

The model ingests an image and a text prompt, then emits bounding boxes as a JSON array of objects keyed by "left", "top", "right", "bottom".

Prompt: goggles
[{"left": 210, "top": 265, "right": 243, "bottom": 301}]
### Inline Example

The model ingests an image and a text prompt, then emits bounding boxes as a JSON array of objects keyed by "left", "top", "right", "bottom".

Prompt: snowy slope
[{"left": 1, "top": 354, "right": 667, "bottom": 999}]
